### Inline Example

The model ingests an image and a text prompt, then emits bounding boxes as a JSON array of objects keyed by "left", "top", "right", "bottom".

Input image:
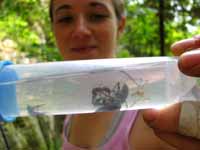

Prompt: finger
[
  {"left": 154, "top": 131, "right": 200, "bottom": 150},
  {"left": 178, "top": 101, "right": 200, "bottom": 139},
  {"left": 178, "top": 50, "right": 200, "bottom": 77},
  {"left": 142, "top": 103, "right": 181, "bottom": 132},
  {"left": 171, "top": 35, "right": 200, "bottom": 56}
]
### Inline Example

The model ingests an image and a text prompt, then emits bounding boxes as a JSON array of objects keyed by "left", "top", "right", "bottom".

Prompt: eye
[
  {"left": 89, "top": 14, "right": 109, "bottom": 22},
  {"left": 57, "top": 16, "right": 73, "bottom": 23}
]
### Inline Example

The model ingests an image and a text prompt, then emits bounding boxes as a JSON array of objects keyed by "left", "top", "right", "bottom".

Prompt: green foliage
[
  {"left": 117, "top": 48, "right": 133, "bottom": 58},
  {"left": 120, "top": 2, "right": 160, "bottom": 56},
  {"left": 0, "top": 0, "right": 61, "bottom": 62},
  {"left": 119, "top": 0, "right": 200, "bottom": 57},
  {"left": 1, "top": 116, "right": 63, "bottom": 150},
  {"left": 1, "top": 0, "right": 200, "bottom": 60}
]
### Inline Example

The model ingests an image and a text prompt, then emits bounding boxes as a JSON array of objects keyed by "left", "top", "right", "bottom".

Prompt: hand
[
  {"left": 0, "top": 60, "right": 18, "bottom": 122},
  {"left": 172, "top": 35, "right": 200, "bottom": 77},
  {"left": 143, "top": 35, "right": 200, "bottom": 150}
]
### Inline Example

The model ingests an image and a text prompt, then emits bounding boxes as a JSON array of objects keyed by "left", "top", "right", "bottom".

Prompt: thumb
[{"left": 142, "top": 103, "right": 181, "bottom": 133}]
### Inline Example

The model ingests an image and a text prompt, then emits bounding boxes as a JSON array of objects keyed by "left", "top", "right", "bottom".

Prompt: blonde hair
[{"left": 49, "top": 0, "right": 125, "bottom": 22}]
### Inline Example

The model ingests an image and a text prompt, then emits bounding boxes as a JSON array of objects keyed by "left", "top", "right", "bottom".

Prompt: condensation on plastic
[{"left": 1, "top": 57, "right": 199, "bottom": 117}]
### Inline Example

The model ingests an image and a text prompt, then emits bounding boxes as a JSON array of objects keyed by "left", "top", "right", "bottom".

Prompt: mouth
[{"left": 71, "top": 46, "right": 97, "bottom": 52}]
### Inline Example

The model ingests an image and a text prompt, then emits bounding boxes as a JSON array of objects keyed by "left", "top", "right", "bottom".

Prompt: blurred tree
[
  {"left": 0, "top": 0, "right": 61, "bottom": 62},
  {"left": 118, "top": 0, "right": 200, "bottom": 58},
  {"left": 0, "top": 1, "right": 63, "bottom": 149}
]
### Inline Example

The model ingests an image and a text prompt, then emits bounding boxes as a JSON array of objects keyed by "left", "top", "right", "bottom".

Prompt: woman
[{"left": 49, "top": 0, "right": 200, "bottom": 149}]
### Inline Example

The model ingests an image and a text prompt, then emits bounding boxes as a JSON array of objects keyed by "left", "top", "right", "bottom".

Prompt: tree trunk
[
  {"left": 0, "top": 116, "right": 65, "bottom": 150},
  {"left": 159, "top": 0, "right": 165, "bottom": 56}
]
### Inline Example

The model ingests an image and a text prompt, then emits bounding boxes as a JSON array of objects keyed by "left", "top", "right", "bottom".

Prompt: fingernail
[
  {"left": 179, "top": 50, "right": 200, "bottom": 69},
  {"left": 187, "top": 65, "right": 200, "bottom": 77}
]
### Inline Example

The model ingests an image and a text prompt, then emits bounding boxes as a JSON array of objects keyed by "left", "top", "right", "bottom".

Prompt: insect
[
  {"left": 92, "top": 81, "right": 129, "bottom": 111},
  {"left": 131, "top": 78, "right": 146, "bottom": 97},
  {"left": 120, "top": 70, "right": 147, "bottom": 103},
  {"left": 27, "top": 104, "right": 46, "bottom": 116}
]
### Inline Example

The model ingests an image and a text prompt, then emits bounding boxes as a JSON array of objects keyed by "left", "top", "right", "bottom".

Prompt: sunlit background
[{"left": 1, "top": 0, "right": 200, "bottom": 64}]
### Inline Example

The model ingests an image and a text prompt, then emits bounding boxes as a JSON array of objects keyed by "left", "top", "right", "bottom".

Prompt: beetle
[{"left": 92, "top": 82, "right": 129, "bottom": 111}]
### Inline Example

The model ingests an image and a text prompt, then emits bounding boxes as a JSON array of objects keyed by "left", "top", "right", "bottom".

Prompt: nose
[{"left": 71, "top": 15, "right": 92, "bottom": 39}]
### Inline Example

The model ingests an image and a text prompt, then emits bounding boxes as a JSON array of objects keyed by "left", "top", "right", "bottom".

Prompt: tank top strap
[
  {"left": 62, "top": 110, "right": 138, "bottom": 150},
  {"left": 102, "top": 110, "right": 138, "bottom": 150}
]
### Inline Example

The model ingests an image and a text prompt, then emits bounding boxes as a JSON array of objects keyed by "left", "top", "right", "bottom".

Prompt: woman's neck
[{"left": 67, "top": 111, "right": 118, "bottom": 148}]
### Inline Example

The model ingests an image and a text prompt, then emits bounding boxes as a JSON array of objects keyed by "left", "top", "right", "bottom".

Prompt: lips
[{"left": 71, "top": 46, "right": 97, "bottom": 52}]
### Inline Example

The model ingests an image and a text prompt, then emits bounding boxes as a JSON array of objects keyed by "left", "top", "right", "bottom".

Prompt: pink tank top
[{"left": 62, "top": 110, "right": 138, "bottom": 150}]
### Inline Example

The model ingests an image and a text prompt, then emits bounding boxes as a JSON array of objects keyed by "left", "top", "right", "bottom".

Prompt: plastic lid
[{"left": 0, "top": 63, "right": 19, "bottom": 121}]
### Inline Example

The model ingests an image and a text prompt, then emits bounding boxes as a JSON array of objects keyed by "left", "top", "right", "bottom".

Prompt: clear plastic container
[{"left": 0, "top": 57, "right": 198, "bottom": 117}]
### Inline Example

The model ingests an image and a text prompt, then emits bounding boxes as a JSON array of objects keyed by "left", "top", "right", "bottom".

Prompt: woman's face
[{"left": 52, "top": 0, "right": 125, "bottom": 60}]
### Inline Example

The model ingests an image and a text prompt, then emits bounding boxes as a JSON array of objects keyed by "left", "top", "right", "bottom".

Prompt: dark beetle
[{"left": 92, "top": 82, "right": 129, "bottom": 111}]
